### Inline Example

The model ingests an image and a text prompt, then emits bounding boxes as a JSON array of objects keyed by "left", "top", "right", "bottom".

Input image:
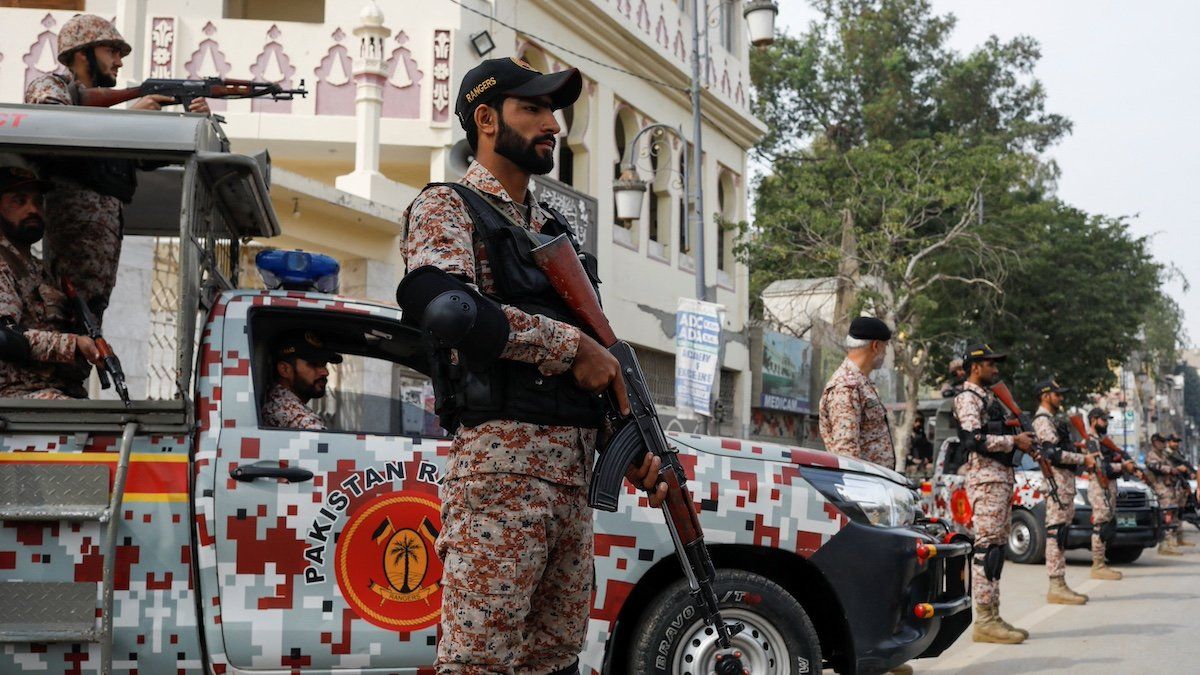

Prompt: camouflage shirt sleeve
[
  {"left": 821, "top": 383, "right": 862, "bottom": 458},
  {"left": 25, "top": 74, "right": 72, "bottom": 105},
  {"left": 403, "top": 187, "right": 580, "bottom": 377},
  {"left": 953, "top": 389, "right": 1013, "bottom": 452},
  {"left": 0, "top": 262, "right": 75, "bottom": 363},
  {"left": 1145, "top": 450, "right": 1171, "bottom": 475},
  {"left": 1033, "top": 415, "right": 1085, "bottom": 464}
]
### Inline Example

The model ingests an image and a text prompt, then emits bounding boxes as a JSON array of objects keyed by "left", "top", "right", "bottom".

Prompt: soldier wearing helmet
[{"left": 24, "top": 15, "right": 208, "bottom": 327}]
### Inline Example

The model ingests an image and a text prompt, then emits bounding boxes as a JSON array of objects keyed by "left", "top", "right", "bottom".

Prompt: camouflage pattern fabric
[
  {"left": 435, "top": 473, "right": 591, "bottom": 674},
  {"left": 1086, "top": 472, "right": 1117, "bottom": 557},
  {"left": 260, "top": 382, "right": 326, "bottom": 430},
  {"left": 954, "top": 381, "right": 1015, "bottom": 484},
  {"left": 401, "top": 161, "right": 598, "bottom": 671},
  {"left": 25, "top": 71, "right": 124, "bottom": 322},
  {"left": 56, "top": 14, "right": 131, "bottom": 65},
  {"left": 818, "top": 357, "right": 895, "bottom": 469},
  {"left": 1144, "top": 446, "right": 1179, "bottom": 509},
  {"left": 0, "top": 236, "right": 81, "bottom": 398},
  {"left": 1034, "top": 406, "right": 1085, "bottom": 579},
  {"left": 967, "top": 481, "right": 1011, "bottom": 606}
]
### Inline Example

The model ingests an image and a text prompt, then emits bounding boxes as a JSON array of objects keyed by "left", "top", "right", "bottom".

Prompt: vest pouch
[
  {"left": 462, "top": 365, "right": 504, "bottom": 413},
  {"left": 486, "top": 227, "right": 555, "bottom": 300}
]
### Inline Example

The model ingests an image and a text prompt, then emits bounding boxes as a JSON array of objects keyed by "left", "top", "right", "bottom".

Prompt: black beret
[{"left": 848, "top": 317, "right": 892, "bottom": 341}]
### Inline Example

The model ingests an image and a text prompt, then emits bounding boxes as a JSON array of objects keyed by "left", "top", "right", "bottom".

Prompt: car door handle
[{"left": 230, "top": 463, "right": 314, "bottom": 483}]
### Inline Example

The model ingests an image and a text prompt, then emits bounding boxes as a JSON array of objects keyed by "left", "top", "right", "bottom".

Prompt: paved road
[{"left": 915, "top": 538, "right": 1200, "bottom": 673}]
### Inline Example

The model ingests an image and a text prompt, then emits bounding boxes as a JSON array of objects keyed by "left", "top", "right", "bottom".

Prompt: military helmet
[{"left": 57, "top": 14, "right": 132, "bottom": 66}]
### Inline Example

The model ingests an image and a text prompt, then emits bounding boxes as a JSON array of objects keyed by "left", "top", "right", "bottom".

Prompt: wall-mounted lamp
[{"left": 470, "top": 31, "right": 495, "bottom": 57}]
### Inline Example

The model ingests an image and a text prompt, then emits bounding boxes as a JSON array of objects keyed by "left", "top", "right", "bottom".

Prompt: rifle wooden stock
[
  {"left": 989, "top": 383, "right": 1067, "bottom": 504},
  {"left": 530, "top": 234, "right": 617, "bottom": 347},
  {"left": 989, "top": 382, "right": 1021, "bottom": 417}
]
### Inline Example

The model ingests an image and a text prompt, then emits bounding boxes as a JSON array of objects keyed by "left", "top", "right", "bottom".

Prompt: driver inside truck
[{"left": 260, "top": 330, "right": 341, "bottom": 430}]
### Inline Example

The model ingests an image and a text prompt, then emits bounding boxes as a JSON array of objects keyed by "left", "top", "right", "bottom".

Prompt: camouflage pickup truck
[{"left": 0, "top": 104, "right": 970, "bottom": 675}]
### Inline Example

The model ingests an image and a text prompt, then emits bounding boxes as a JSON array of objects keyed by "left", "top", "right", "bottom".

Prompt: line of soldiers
[
  {"left": 819, "top": 323, "right": 1198, "bottom": 651},
  {"left": 0, "top": 14, "right": 210, "bottom": 401}
]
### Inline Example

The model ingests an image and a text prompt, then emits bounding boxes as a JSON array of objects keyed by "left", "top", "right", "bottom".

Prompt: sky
[{"left": 774, "top": 1, "right": 1200, "bottom": 346}]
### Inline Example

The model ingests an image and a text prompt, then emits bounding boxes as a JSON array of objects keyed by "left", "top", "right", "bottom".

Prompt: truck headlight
[{"left": 805, "top": 468, "right": 917, "bottom": 528}]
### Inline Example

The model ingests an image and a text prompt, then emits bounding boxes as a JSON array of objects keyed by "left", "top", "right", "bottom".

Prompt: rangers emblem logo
[{"left": 336, "top": 491, "right": 444, "bottom": 631}]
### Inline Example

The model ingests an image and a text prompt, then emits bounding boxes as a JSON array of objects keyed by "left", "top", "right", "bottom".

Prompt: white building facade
[{"left": 0, "top": 0, "right": 763, "bottom": 436}]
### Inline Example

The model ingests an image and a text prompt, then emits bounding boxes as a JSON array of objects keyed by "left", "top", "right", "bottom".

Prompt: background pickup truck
[{"left": 0, "top": 104, "right": 970, "bottom": 675}]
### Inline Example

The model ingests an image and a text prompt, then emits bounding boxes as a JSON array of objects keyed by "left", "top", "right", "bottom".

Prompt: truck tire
[
  {"left": 626, "top": 569, "right": 821, "bottom": 675},
  {"left": 1105, "top": 545, "right": 1143, "bottom": 565},
  {"left": 1007, "top": 508, "right": 1045, "bottom": 564}
]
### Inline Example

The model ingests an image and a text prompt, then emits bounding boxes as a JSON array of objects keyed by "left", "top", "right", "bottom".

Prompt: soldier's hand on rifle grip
[
  {"left": 625, "top": 452, "right": 668, "bottom": 508},
  {"left": 188, "top": 97, "right": 211, "bottom": 114},
  {"left": 75, "top": 336, "right": 103, "bottom": 366},
  {"left": 1083, "top": 453, "right": 1097, "bottom": 469},
  {"left": 1123, "top": 460, "right": 1137, "bottom": 474},
  {"left": 131, "top": 94, "right": 173, "bottom": 111},
  {"left": 1013, "top": 431, "right": 1034, "bottom": 452},
  {"left": 570, "top": 333, "right": 631, "bottom": 415}
]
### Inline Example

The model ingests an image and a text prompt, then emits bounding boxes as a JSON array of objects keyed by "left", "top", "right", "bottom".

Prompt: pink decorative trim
[
  {"left": 149, "top": 17, "right": 175, "bottom": 79},
  {"left": 314, "top": 27, "right": 353, "bottom": 116},
  {"left": 250, "top": 24, "right": 297, "bottom": 113},
  {"left": 431, "top": 29, "right": 451, "bottom": 123},
  {"left": 23, "top": 14, "right": 66, "bottom": 93},
  {"left": 382, "top": 31, "right": 423, "bottom": 119},
  {"left": 184, "top": 22, "right": 231, "bottom": 111}
]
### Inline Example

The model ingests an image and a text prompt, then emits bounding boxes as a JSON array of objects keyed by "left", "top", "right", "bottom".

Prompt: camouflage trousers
[
  {"left": 1088, "top": 478, "right": 1117, "bottom": 558},
  {"left": 1044, "top": 468, "right": 1077, "bottom": 578},
  {"left": 44, "top": 186, "right": 122, "bottom": 322},
  {"left": 1151, "top": 480, "right": 1178, "bottom": 510},
  {"left": 968, "top": 480, "right": 1012, "bottom": 606},
  {"left": 436, "top": 473, "right": 592, "bottom": 674}
]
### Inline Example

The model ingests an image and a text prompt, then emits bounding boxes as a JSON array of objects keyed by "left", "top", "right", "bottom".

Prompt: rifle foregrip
[{"left": 589, "top": 421, "right": 650, "bottom": 512}]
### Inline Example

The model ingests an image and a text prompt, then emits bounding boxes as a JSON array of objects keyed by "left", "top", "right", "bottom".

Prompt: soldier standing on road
[
  {"left": 24, "top": 14, "right": 208, "bottom": 323},
  {"left": 259, "top": 331, "right": 341, "bottom": 431},
  {"left": 0, "top": 166, "right": 101, "bottom": 398},
  {"left": 1032, "top": 379, "right": 1094, "bottom": 604},
  {"left": 818, "top": 317, "right": 896, "bottom": 469},
  {"left": 1147, "top": 433, "right": 1185, "bottom": 556},
  {"left": 1084, "top": 409, "right": 1131, "bottom": 578},
  {"left": 1167, "top": 434, "right": 1196, "bottom": 549},
  {"left": 953, "top": 343, "right": 1034, "bottom": 644},
  {"left": 397, "top": 57, "right": 665, "bottom": 674}
]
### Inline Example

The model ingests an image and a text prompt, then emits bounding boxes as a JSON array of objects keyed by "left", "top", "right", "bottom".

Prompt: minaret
[{"left": 336, "top": 1, "right": 408, "bottom": 206}]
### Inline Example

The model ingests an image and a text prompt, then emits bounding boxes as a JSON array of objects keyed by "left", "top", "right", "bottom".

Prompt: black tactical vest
[
  {"left": 1034, "top": 412, "right": 1078, "bottom": 469},
  {"left": 423, "top": 182, "right": 605, "bottom": 431}
]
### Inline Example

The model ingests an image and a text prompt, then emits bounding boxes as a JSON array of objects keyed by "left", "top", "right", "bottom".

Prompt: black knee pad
[
  {"left": 1047, "top": 523, "right": 1069, "bottom": 550},
  {"left": 974, "top": 544, "right": 1006, "bottom": 581},
  {"left": 1099, "top": 519, "right": 1117, "bottom": 545},
  {"left": 548, "top": 660, "right": 580, "bottom": 675}
]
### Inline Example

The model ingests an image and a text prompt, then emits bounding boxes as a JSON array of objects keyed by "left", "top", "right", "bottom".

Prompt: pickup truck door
[{"left": 205, "top": 299, "right": 448, "bottom": 672}]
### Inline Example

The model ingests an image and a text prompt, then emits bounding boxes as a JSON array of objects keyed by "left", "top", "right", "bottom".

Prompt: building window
[
  {"left": 225, "top": 0, "right": 325, "bottom": 23},
  {"left": 717, "top": 0, "right": 738, "bottom": 52},
  {"left": 558, "top": 105, "right": 575, "bottom": 186}
]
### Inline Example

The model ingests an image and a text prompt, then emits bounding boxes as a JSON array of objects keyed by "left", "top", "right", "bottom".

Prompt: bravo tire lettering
[
  {"left": 654, "top": 605, "right": 695, "bottom": 670},
  {"left": 303, "top": 459, "right": 441, "bottom": 584}
]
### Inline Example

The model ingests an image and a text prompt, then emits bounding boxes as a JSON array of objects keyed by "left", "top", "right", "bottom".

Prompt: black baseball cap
[
  {"left": 1087, "top": 407, "right": 1111, "bottom": 420},
  {"left": 1034, "top": 378, "right": 1069, "bottom": 396},
  {"left": 848, "top": 316, "right": 892, "bottom": 341},
  {"left": 454, "top": 56, "right": 582, "bottom": 129},
  {"left": 1168, "top": 434, "right": 1181, "bottom": 443},
  {"left": 1151, "top": 432, "right": 1166, "bottom": 443},
  {"left": 963, "top": 343, "right": 1006, "bottom": 365},
  {"left": 0, "top": 166, "right": 52, "bottom": 195},
  {"left": 274, "top": 331, "right": 343, "bottom": 365}
]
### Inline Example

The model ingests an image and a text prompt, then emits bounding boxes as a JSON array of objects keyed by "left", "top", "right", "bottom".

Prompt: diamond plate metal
[
  {"left": 0, "top": 464, "right": 109, "bottom": 521},
  {"left": 0, "top": 582, "right": 98, "bottom": 642}
]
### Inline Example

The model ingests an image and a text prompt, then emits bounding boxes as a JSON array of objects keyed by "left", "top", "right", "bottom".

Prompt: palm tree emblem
[{"left": 388, "top": 530, "right": 424, "bottom": 593}]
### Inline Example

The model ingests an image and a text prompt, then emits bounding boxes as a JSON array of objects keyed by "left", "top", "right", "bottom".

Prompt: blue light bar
[{"left": 256, "top": 249, "right": 340, "bottom": 293}]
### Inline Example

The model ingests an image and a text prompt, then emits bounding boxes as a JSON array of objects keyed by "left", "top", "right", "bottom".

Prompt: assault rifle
[
  {"left": 63, "top": 278, "right": 130, "bottom": 407},
  {"left": 71, "top": 77, "right": 307, "bottom": 110},
  {"left": 1167, "top": 450, "right": 1198, "bottom": 480},
  {"left": 990, "top": 382, "right": 1065, "bottom": 507},
  {"left": 530, "top": 234, "right": 747, "bottom": 675}
]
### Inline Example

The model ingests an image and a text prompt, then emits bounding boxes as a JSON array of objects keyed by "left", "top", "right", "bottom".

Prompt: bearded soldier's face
[
  {"left": 493, "top": 96, "right": 560, "bottom": 176},
  {"left": 0, "top": 189, "right": 46, "bottom": 247}
]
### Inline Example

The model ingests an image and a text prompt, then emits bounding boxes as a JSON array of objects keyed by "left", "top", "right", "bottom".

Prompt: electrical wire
[{"left": 443, "top": 0, "right": 689, "bottom": 93}]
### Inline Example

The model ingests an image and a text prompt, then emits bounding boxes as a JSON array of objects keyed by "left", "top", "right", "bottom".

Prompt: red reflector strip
[{"left": 914, "top": 603, "right": 935, "bottom": 619}]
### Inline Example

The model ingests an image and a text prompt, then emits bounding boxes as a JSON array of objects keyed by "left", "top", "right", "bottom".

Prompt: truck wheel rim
[
  {"left": 1010, "top": 521, "right": 1031, "bottom": 556},
  {"left": 673, "top": 607, "right": 792, "bottom": 675}
]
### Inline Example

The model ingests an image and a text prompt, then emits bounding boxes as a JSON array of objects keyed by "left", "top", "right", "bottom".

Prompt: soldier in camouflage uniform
[
  {"left": 398, "top": 58, "right": 664, "bottom": 674},
  {"left": 1031, "top": 379, "right": 1093, "bottom": 604},
  {"left": 818, "top": 316, "right": 896, "bottom": 469},
  {"left": 260, "top": 331, "right": 340, "bottom": 430},
  {"left": 1083, "top": 409, "right": 1133, "bottom": 577},
  {"left": 1167, "top": 434, "right": 1196, "bottom": 548},
  {"left": 25, "top": 14, "right": 208, "bottom": 323},
  {"left": 1146, "top": 433, "right": 1185, "bottom": 556},
  {"left": 953, "top": 343, "right": 1034, "bottom": 644},
  {"left": 0, "top": 166, "right": 101, "bottom": 399}
]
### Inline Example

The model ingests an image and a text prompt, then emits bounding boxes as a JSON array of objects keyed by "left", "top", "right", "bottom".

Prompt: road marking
[{"left": 920, "top": 577, "right": 1106, "bottom": 672}]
